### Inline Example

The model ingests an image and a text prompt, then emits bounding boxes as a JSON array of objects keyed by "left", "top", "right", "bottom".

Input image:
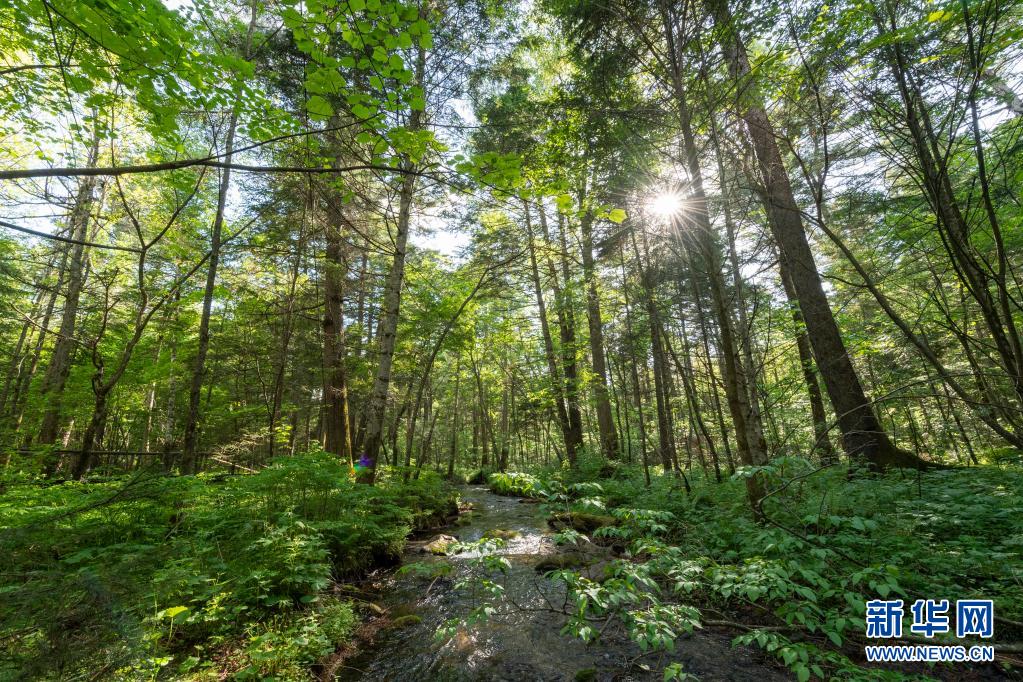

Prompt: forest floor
[{"left": 1, "top": 453, "right": 1022, "bottom": 681}]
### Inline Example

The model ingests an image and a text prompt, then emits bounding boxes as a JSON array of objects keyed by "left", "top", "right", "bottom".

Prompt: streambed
[{"left": 336, "top": 486, "right": 787, "bottom": 681}]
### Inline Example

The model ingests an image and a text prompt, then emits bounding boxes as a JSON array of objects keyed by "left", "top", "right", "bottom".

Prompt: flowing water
[{"left": 336, "top": 486, "right": 787, "bottom": 681}]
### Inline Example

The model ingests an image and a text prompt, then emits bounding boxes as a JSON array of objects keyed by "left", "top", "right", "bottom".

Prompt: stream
[{"left": 336, "top": 486, "right": 788, "bottom": 681}]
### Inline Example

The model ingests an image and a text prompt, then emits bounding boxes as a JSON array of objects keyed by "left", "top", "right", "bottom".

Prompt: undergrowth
[
  {"left": 489, "top": 457, "right": 1023, "bottom": 680},
  {"left": 0, "top": 449, "right": 458, "bottom": 680}
]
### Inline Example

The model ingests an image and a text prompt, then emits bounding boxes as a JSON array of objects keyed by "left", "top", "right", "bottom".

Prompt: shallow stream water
[{"left": 337, "top": 486, "right": 787, "bottom": 681}]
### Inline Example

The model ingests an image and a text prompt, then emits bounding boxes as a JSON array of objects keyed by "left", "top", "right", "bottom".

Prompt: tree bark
[
  {"left": 322, "top": 215, "right": 353, "bottom": 468},
  {"left": 524, "top": 201, "right": 577, "bottom": 463},
  {"left": 38, "top": 129, "right": 101, "bottom": 453},
  {"left": 578, "top": 208, "right": 620, "bottom": 459}
]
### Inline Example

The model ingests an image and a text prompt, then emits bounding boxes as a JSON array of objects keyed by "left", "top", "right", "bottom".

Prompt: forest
[{"left": 1, "top": 0, "right": 1022, "bottom": 678}]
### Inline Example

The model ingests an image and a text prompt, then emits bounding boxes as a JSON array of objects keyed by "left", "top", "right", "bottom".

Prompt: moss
[
  {"left": 387, "top": 614, "right": 423, "bottom": 629},
  {"left": 574, "top": 668, "right": 597, "bottom": 681},
  {"left": 423, "top": 534, "right": 458, "bottom": 555}
]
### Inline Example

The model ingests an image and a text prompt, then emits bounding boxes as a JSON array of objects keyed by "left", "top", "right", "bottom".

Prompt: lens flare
[{"left": 647, "top": 191, "right": 684, "bottom": 218}]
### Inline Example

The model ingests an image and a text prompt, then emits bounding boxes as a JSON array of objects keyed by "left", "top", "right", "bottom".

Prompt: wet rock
[
  {"left": 547, "top": 511, "right": 618, "bottom": 534},
  {"left": 578, "top": 560, "right": 612, "bottom": 582},
  {"left": 422, "top": 534, "right": 459, "bottom": 555},
  {"left": 534, "top": 552, "right": 592, "bottom": 572},
  {"left": 483, "top": 528, "right": 521, "bottom": 540},
  {"left": 518, "top": 498, "right": 541, "bottom": 504}
]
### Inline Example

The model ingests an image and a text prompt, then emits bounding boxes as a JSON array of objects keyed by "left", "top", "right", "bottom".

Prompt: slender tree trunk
[
  {"left": 524, "top": 201, "right": 577, "bottom": 463},
  {"left": 358, "top": 40, "right": 426, "bottom": 483},
  {"left": 0, "top": 284, "right": 43, "bottom": 417},
  {"left": 632, "top": 233, "right": 675, "bottom": 471},
  {"left": 659, "top": 1, "right": 766, "bottom": 504},
  {"left": 877, "top": 9, "right": 1023, "bottom": 404},
  {"left": 544, "top": 208, "right": 586, "bottom": 458},
  {"left": 447, "top": 356, "right": 461, "bottom": 478},
  {"left": 776, "top": 255, "right": 836, "bottom": 462},
  {"left": 619, "top": 246, "right": 651, "bottom": 485},
  {"left": 38, "top": 129, "right": 101, "bottom": 453},
  {"left": 270, "top": 220, "right": 306, "bottom": 458},
  {"left": 181, "top": 0, "right": 257, "bottom": 473},
  {"left": 578, "top": 208, "right": 620, "bottom": 460},
  {"left": 140, "top": 332, "right": 162, "bottom": 453},
  {"left": 322, "top": 206, "right": 353, "bottom": 468},
  {"left": 11, "top": 249, "right": 68, "bottom": 438},
  {"left": 668, "top": 316, "right": 723, "bottom": 482}
]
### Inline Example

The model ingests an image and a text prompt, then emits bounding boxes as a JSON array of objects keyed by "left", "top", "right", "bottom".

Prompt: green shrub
[{"left": 488, "top": 470, "right": 548, "bottom": 497}]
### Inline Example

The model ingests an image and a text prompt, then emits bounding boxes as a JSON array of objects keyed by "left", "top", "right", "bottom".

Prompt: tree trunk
[
  {"left": 38, "top": 129, "right": 102, "bottom": 453},
  {"left": 322, "top": 210, "right": 353, "bottom": 468},
  {"left": 358, "top": 39, "right": 426, "bottom": 483},
  {"left": 578, "top": 208, "right": 620, "bottom": 460},
  {"left": 524, "top": 201, "right": 577, "bottom": 463},
  {"left": 545, "top": 208, "right": 586, "bottom": 459},
  {"left": 632, "top": 233, "right": 675, "bottom": 471},
  {"left": 447, "top": 357, "right": 461, "bottom": 478},
  {"left": 181, "top": 0, "right": 257, "bottom": 473},
  {"left": 659, "top": 1, "right": 767, "bottom": 504},
  {"left": 776, "top": 255, "right": 836, "bottom": 462},
  {"left": 618, "top": 245, "right": 651, "bottom": 485},
  {"left": 709, "top": 0, "right": 925, "bottom": 470}
]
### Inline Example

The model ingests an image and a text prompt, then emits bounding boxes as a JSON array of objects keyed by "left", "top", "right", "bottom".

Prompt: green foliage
[
  {"left": 234, "top": 599, "right": 357, "bottom": 680},
  {"left": 539, "top": 463, "right": 1023, "bottom": 679},
  {"left": 435, "top": 536, "right": 511, "bottom": 641},
  {"left": 0, "top": 451, "right": 457, "bottom": 678},
  {"left": 488, "top": 470, "right": 549, "bottom": 498}
]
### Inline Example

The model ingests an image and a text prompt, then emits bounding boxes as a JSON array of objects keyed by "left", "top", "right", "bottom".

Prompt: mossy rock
[
  {"left": 574, "top": 669, "right": 597, "bottom": 682},
  {"left": 547, "top": 512, "right": 618, "bottom": 534},
  {"left": 387, "top": 614, "right": 423, "bottom": 629},
  {"left": 482, "top": 528, "right": 521, "bottom": 540},
  {"left": 422, "top": 534, "right": 459, "bottom": 555}
]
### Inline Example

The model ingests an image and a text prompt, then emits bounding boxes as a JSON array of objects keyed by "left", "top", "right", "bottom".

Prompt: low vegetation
[
  {"left": 485, "top": 458, "right": 1023, "bottom": 680},
  {"left": 0, "top": 452, "right": 457, "bottom": 679}
]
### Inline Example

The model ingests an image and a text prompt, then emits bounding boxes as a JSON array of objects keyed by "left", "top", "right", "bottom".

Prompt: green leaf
[
  {"left": 306, "top": 95, "right": 334, "bottom": 120},
  {"left": 608, "top": 208, "right": 627, "bottom": 224},
  {"left": 162, "top": 606, "right": 189, "bottom": 620}
]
